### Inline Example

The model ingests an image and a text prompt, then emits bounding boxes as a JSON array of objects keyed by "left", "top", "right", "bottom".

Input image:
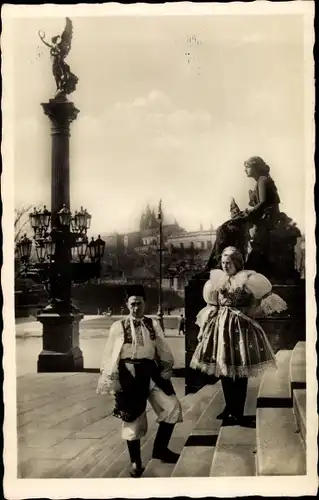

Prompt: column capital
[{"left": 41, "top": 97, "right": 79, "bottom": 135}]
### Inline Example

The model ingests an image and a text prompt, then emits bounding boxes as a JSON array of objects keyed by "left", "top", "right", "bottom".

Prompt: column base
[
  {"left": 37, "top": 310, "right": 84, "bottom": 373},
  {"left": 37, "top": 346, "right": 84, "bottom": 372}
]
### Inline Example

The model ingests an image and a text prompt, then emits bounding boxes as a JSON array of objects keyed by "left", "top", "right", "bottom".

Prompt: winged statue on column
[{"left": 39, "top": 17, "right": 78, "bottom": 98}]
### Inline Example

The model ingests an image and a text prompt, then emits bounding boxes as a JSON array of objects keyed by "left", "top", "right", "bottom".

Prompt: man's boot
[
  {"left": 127, "top": 439, "right": 144, "bottom": 478},
  {"left": 152, "top": 422, "right": 179, "bottom": 464}
]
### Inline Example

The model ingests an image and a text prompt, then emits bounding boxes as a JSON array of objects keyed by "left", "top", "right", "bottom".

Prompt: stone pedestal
[
  {"left": 37, "top": 311, "right": 84, "bottom": 372},
  {"left": 185, "top": 277, "right": 305, "bottom": 394}
]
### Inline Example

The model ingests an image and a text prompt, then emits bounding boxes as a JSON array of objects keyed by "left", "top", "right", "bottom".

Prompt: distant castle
[{"left": 101, "top": 204, "right": 216, "bottom": 252}]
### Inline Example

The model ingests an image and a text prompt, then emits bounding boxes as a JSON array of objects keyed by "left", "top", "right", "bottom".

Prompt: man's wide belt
[
  {"left": 122, "top": 357, "right": 153, "bottom": 364},
  {"left": 119, "top": 358, "right": 175, "bottom": 397}
]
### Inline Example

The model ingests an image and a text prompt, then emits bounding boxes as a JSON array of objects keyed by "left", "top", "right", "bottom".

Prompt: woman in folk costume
[
  {"left": 190, "top": 246, "right": 287, "bottom": 425},
  {"left": 96, "top": 285, "right": 182, "bottom": 478}
]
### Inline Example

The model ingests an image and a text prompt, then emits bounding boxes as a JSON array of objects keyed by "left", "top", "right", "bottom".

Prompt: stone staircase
[
  {"left": 105, "top": 342, "right": 306, "bottom": 478},
  {"left": 256, "top": 342, "right": 306, "bottom": 476},
  {"left": 81, "top": 385, "right": 212, "bottom": 478}
]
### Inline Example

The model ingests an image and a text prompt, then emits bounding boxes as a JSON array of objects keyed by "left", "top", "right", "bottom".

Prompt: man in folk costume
[{"left": 96, "top": 285, "right": 183, "bottom": 478}]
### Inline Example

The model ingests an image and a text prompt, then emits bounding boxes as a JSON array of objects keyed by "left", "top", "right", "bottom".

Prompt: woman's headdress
[{"left": 221, "top": 246, "right": 244, "bottom": 272}]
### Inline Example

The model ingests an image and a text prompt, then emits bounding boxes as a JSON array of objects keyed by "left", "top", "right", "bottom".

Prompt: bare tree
[{"left": 14, "top": 205, "right": 32, "bottom": 242}]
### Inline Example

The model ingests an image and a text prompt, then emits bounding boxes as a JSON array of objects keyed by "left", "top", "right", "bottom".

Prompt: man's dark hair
[{"left": 124, "top": 284, "right": 146, "bottom": 301}]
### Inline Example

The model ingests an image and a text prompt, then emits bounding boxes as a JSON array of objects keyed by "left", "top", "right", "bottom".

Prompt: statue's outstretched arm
[{"left": 38, "top": 31, "right": 53, "bottom": 50}]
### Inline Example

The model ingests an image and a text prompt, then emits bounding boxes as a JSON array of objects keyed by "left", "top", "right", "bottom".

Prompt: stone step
[
  {"left": 257, "top": 350, "right": 292, "bottom": 408},
  {"left": 209, "top": 376, "right": 261, "bottom": 477},
  {"left": 127, "top": 384, "right": 214, "bottom": 478},
  {"left": 84, "top": 396, "right": 170, "bottom": 479},
  {"left": 289, "top": 341, "right": 306, "bottom": 398},
  {"left": 72, "top": 379, "right": 190, "bottom": 478},
  {"left": 100, "top": 388, "right": 200, "bottom": 478},
  {"left": 256, "top": 350, "right": 306, "bottom": 476},
  {"left": 117, "top": 400, "right": 192, "bottom": 479},
  {"left": 256, "top": 407, "right": 306, "bottom": 475},
  {"left": 210, "top": 425, "right": 256, "bottom": 477},
  {"left": 171, "top": 382, "right": 223, "bottom": 477},
  {"left": 293, "top": 389, "right": 306, "bottom": 447}
]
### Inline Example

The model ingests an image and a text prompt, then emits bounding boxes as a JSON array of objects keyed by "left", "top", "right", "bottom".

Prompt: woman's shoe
[
  {"left": 216, "top": 407, "right": 230, "bottom": 420},
  {"left": 130, "top": 463, "right": 145, "bottom": 478},
  {"left": 223, "top": 414, "right": 242, "bottom": 426},
  {"left": 229, "top": 414, "right": 246, "bottom": 425}
]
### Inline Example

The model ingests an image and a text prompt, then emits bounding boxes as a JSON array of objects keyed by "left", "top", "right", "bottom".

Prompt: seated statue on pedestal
[{"left": 198, "top": 156, "right": 301, "bottom": 284}]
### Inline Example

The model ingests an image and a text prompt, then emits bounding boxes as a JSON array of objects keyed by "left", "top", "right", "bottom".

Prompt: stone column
[
  {"left": 42, "top": 96, "right": 79, "bottom": 223},
  {"left": 37, "top": 96, "right": 84, "bottom": 372}
]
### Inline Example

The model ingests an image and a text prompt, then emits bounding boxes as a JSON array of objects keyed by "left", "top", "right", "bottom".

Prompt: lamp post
[
  {"left": 16, "top": 204, "right": 105, "bottom": 372},
  {"left": 157, "top": 200, "right": 165, "bottom": 332},
  {"left": 15, "top": 18, "right": 105, "bottom": 372}
]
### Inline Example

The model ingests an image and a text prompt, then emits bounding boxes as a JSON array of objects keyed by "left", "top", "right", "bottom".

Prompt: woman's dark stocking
[
  {"left": 220, "top": 376, "right": 248, "bottom": 422},
  {"left": 219, "top": 377, "right": 233, "bottom": 419},
  {"left": 232, "top": 377, "right": 248, "bottom": 419}
]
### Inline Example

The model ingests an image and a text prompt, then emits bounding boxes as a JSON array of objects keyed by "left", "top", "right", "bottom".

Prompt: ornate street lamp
[
  {"left": 88, "top": 237, "right": 96, "bottom": 262},
  {"left": 74, "top": 206, "right": 91, "bottom": 233},
  {"left": 35, "top": 240, "right": 46, "bottom": 262},
  {"left": 40, "top": 205, "right": 51, "bottom": 230},
  {"left": 30, "top": 206, "right": 51, "bottom": 240},
  {"left": 44, "top": 235, "right": 56, "bottom": 260},
  {"left": 16, "top": 234, "right": 32, "bottom": 263},
  {"left": 88, "top": 235, "right": 106, "bottom": 262},
  {"left": 76, "top": 235, "right": 88, "bottom": 262},
  {"left": 94, "top": 235, "right": 105, "bottom": 260},
  {"left": 29, "top": 205, "right": 51, "bottom": 233},
  {"left": 21, "top": 205, "right": 104, "bottom": 267},
  {"left": 57, "top": 204, "right": 72, "bottom": 227},
  {"left": 16, "top": 202, "right": 105, "bottom": 373},
  {"left": 29, "top": 207, "right": 41, "bottom": 232}
]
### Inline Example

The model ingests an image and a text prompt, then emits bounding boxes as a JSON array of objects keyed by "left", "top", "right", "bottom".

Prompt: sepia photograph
[{"left": 2, "top": 1, "right": 316, "bottom": 498}]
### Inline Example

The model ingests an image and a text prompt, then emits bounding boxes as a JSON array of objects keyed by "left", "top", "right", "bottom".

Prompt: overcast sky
[{"left": 12, "top": 14, "right": 306, "bottom": 235}]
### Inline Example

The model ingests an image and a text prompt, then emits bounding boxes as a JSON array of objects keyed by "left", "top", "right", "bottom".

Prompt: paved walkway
[
  {"left": 15, "top": 316, "right": 186, "bottom": 477},
  {"left": 17, "top": 373, "right": 185, "bottom": 478}
]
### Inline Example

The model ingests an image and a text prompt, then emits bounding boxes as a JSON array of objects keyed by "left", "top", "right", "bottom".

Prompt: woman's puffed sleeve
[
  {"left": 245, "top": 272, "right": 287, "bottom": 316},
  {"left": 245, "top": 272, "right": 272, "bottom": 299},
  {"left": 203, "top": 269, "right": 225, "bottom": 304}
]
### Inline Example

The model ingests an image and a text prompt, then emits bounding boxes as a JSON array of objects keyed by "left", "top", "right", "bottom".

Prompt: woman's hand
[{"left": 246, "top": 304, "right": 264, "bottom": 319}]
